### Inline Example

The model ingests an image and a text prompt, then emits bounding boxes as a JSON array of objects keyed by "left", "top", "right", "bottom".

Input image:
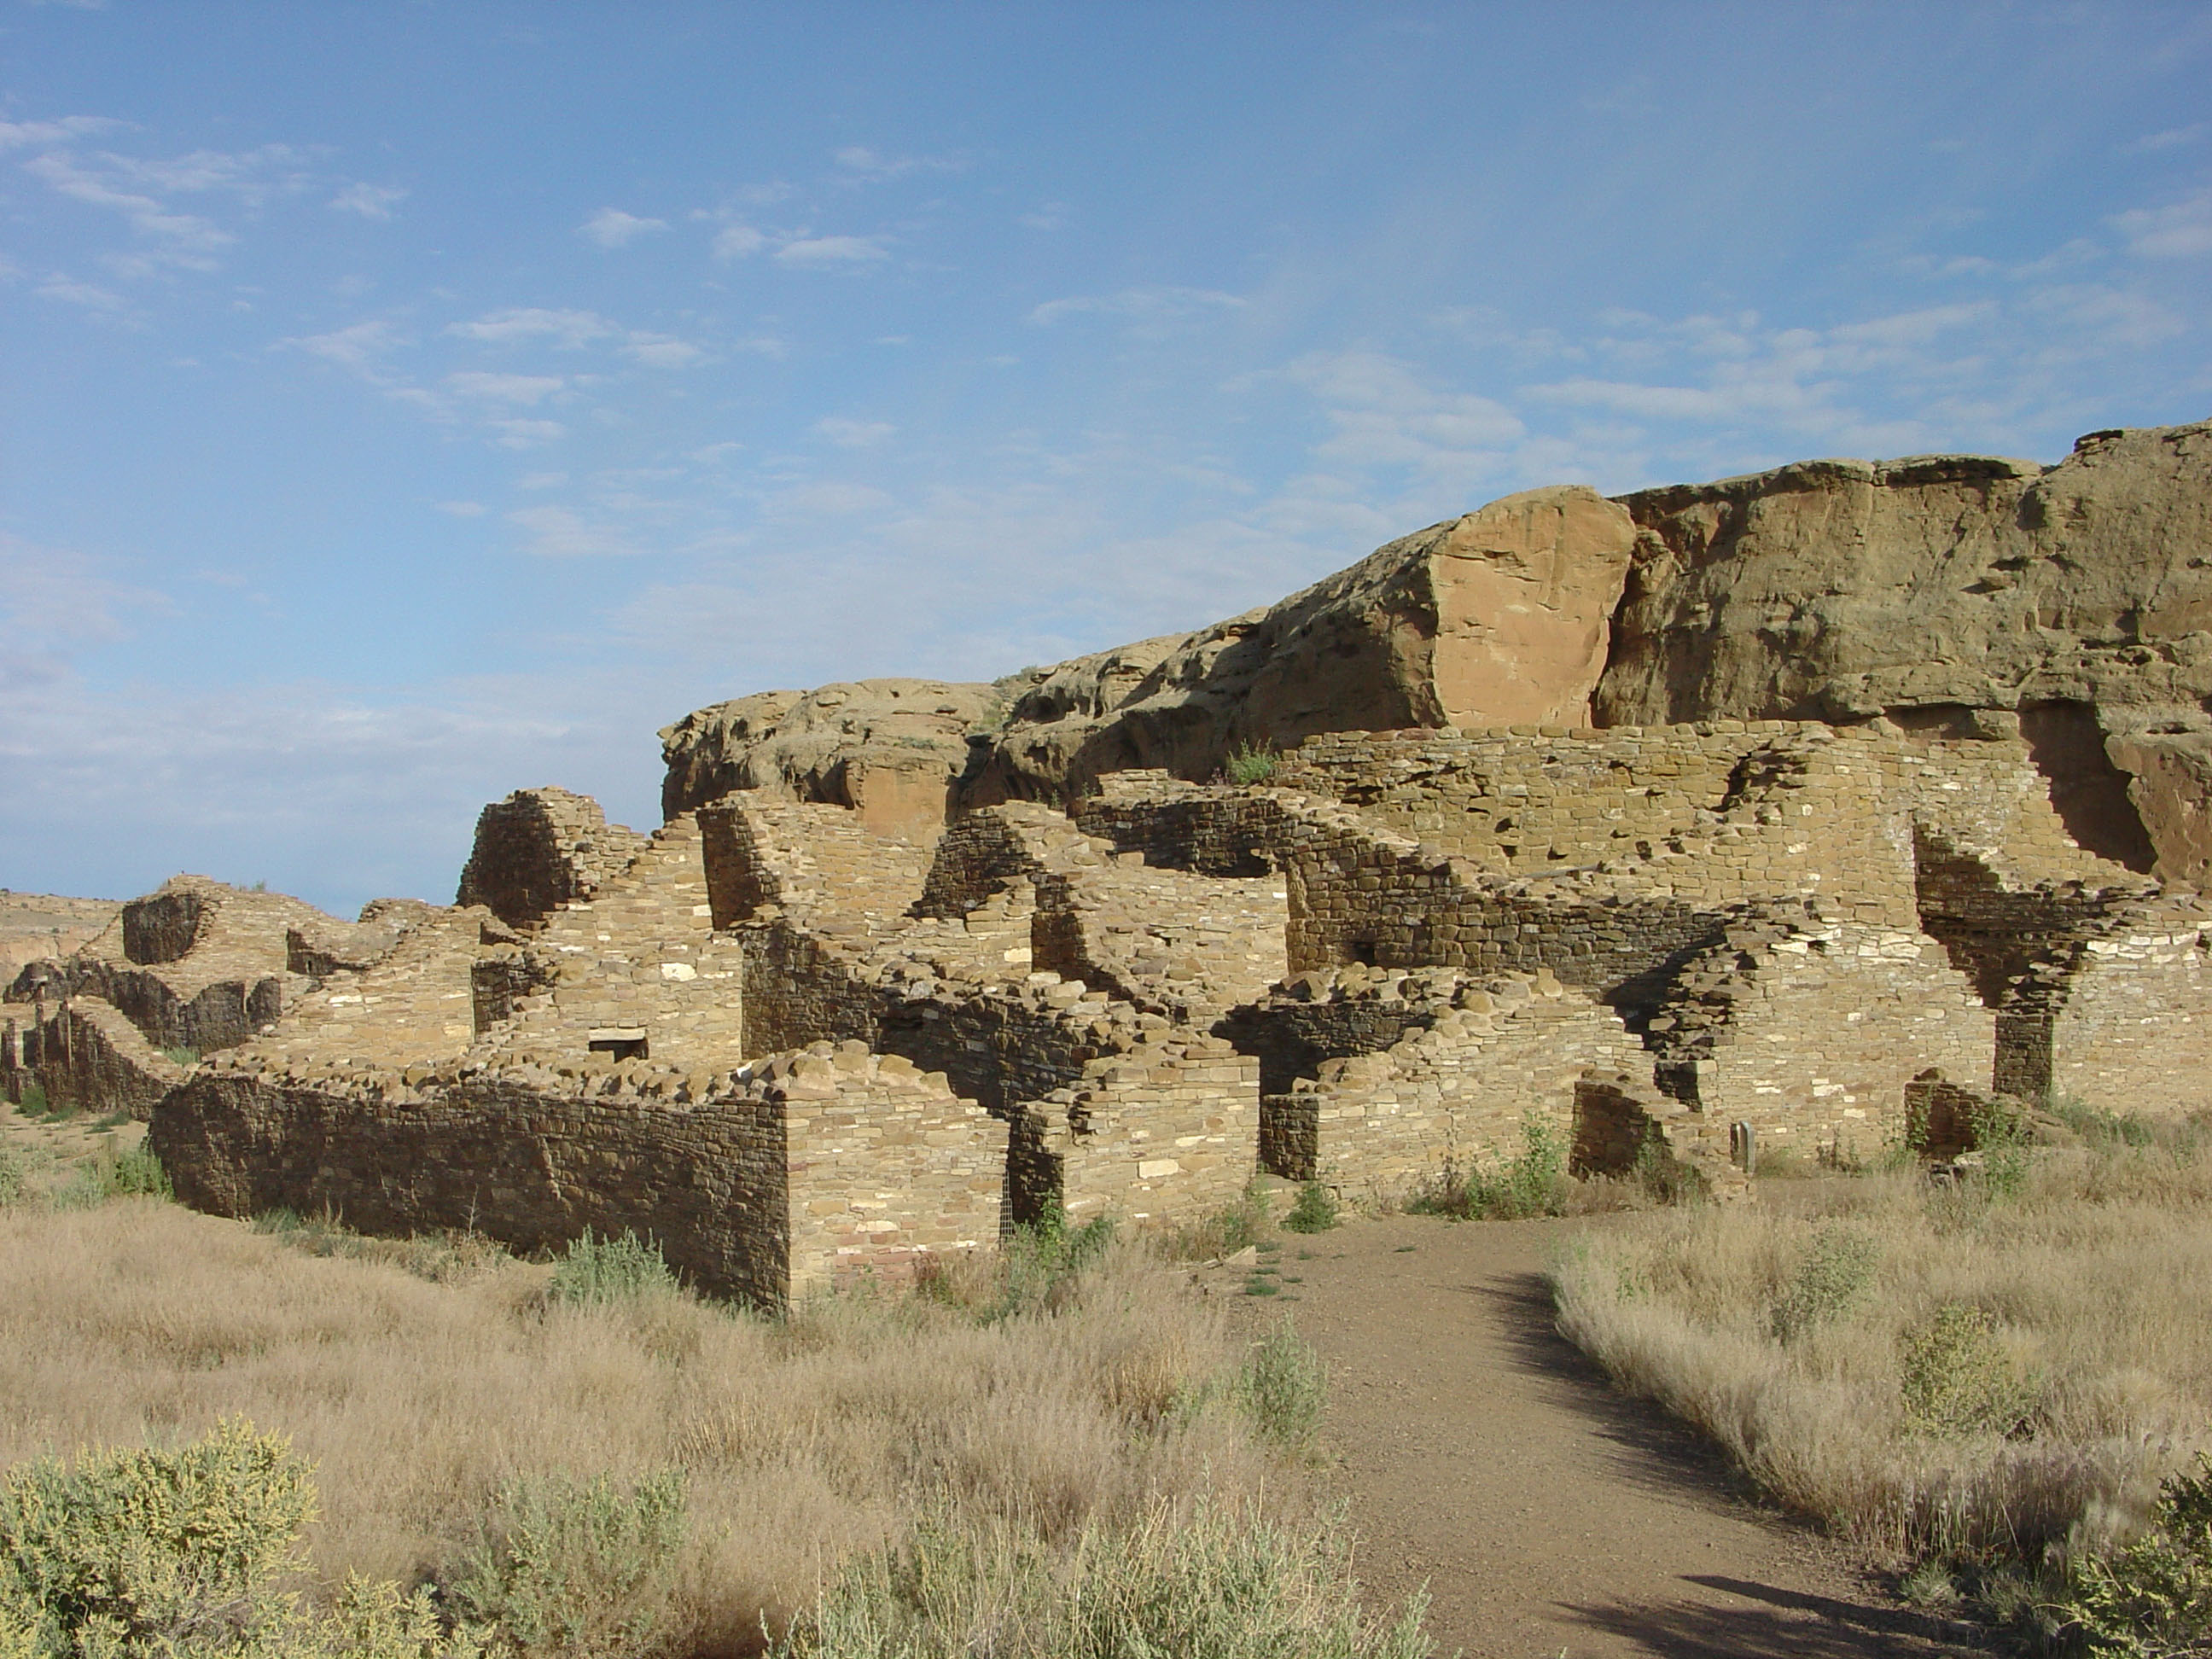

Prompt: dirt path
[{"left": 1247, "top": 1213, "right": 1984, "bottom": 1658}]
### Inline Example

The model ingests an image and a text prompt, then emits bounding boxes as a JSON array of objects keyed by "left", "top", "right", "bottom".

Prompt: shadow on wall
[{"left": 2019, "top": 701, "right": 2158, "bottom": 874}]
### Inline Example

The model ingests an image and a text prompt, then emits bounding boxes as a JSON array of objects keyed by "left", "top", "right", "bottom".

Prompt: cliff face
[
  {"left": 660, "top": 485, "right": 1636, "bottom": 834},
  {"left": 1597, "top": 420, "right": 2212, "bottom": 879},
  {"left": 658, "top": 419, "right": 2212, "bottom": 882}
]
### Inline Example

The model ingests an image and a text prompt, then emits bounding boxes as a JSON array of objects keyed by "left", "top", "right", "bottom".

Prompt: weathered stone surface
[
  {"left": 660, "top": 679, "right": 1004, "bottom": 838},
  {"left": 961, "top": 485, "right": 1635, "bottom": 806},
  {"left": 457, "top": 787, "right": 649, "bottom": 928},
  {"left": 1596, "top": 421, "right": 2212, "bottom": 881}
]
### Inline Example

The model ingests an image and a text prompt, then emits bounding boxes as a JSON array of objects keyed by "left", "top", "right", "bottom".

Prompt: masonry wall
[
  {"left": 1027, "top": 1035, "right": 1258, "bottom": 1226},
  {"left": 456, "top": 788, "right": 649, "bottom": 929},
  {"left": 2046, "top": 918, "right": 2212, "bottom": 1114},
  {"left": 3, "top": 994, "right": 188, "bottom": 1116},
  {"left": 1260, "top": 981, "right": 1647, "bottom": 1199},
  {"left": 1649, "top": 923, "right": 1995, "bottom": 1160},
  {"left": 154, "top": 1072, "right": 791, "bottom": 1306}
]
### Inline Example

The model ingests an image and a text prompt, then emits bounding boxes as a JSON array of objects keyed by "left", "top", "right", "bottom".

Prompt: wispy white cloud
[
  {"left": 489, "top": 418, "right": 567, "bottom": 450},
  {"left": 831, "top": 144, "right": 965, "bottom": 183},
  {"left": 445, "top": 370, "right": 565, "bottom": 405},
  {"left": 622, "top": 333, "right": 701, "bottom": 368},
  {"left": 2121, "top": 123, "right": 2208, "bottom": 154},
  {"left": 709, "top": 221, "right": 766, "bottom": 259},
  {"left": 0, "top": 114, "right": 120, "bottom": 150},
  {"left": 435, "top": 500, "right": 486, "bottom": 517},
  {"left": 447, "top": 306, "right": 614, "bottom": 347},
  {"left": 285, "top": 317, "right": 410, "bottom": 378},
  {"left": 1028, "top": 285, "right": 1244, "bottom": 327},
  {"left": 580, "top": 207, "right": 667, "bottom": 247},
  {"left": 34, "top": 274, "right": 131, "bottom": 313},
  {"left": 775, "top": 234, "right": 888, "bottom": 265},
  {"left": 812, "top": 416, "right": 896, "bottom": 447},
  {"left": 2114, "top": 189, "right": 2212, "bottom": 259},
  {"left": 329, "top": 182, "right": 407, "bottom": 220},
  {"left": 0, "top": 532, "right": 169, "bottom": 693},
  {"left": 507, "top": 504, "right": 644, "bottom": 556}
]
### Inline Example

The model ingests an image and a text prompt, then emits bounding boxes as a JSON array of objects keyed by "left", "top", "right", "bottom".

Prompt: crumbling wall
[
  {"left": 156, "top": 1044, "right": 1005, "bottom": 1307},
  {"left": 3, "top": 994, "right": 189, "bottom": 1117},
  {"left": 1260, "top": 976, "right": 1647, "bottom": 1198},
  {"left": 455, "top": 788, "right": 650, "bottom": 930},
  {"left": 1642, "top": 918, "right": 1994, "bottom": 1159}
]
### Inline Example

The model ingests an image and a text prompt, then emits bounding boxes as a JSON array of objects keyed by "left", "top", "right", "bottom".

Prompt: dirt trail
[{"left": 1254, "top": 1213, "right": 1982, "bottom": 1658}]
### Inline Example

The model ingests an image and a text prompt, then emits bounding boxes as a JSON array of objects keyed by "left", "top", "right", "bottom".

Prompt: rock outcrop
[
  {"left": 1597, "top": 420, "right": 2212, "bottom": 880},
  {"left": 661, "top": 485, "right": 1638, "bottom": 829},
  {"left": 659, "top": 680, "right": 1005, "bottom": 839}
]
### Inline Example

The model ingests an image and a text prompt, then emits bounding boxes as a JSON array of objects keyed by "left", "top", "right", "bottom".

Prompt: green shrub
[
  {"left": 2059, "top": 1452, "right": 2212, "bottom": 1656},
  {"left": 15, "top": 1083, "right": 51, "bottom": 1120},
  {"left": 0, "top": 1146, "right": 24, "bottom": 1210},
  {"left": 1281, "top": 1180, "right": 1338, "bottom": 1235},
  {"left": 1409, "top": 1121, "right": 1567, "bottom": 1220},
  {"left": 1968, "top": 1097, "right": 2034, "bottom": 1198},
  {"left": 772, "top": 1500, "right": 1429, "bottom": 1659},
  {"left": 160, "top": 1048, "right": 200, "bottom": 1068},
  {"left": 546, "top": 1230, "right": 678, "bottom": 1307},
  {"left": 0, "top": 1417, "right": 479, "bottom": 1658},
  {"left": 1237, "top": 1318, "right": 1327, "bottom": 1453},
  {"left": 1222, "top": 743, "right": 1278, "bottom": 787},
  {"left": 1768, "top": 1224, "right": 1879, "bottom": 1345},
  {"left": 1898, "top": 1304, "right": 2037, "bottom": 1438},
  {"left": 445, "top": 1470, "right": 686, "bottom": 1659},
  {"left": 105, "top": 1145, "right": 171, "bottom": 1201},
  {"left": 990, "top": 1209, "right": 1116, "bottom": 1319}
]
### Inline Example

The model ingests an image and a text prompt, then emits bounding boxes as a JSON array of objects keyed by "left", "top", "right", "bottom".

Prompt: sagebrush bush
[
  {"left": 545, "top": 1231, "right": 677, "bottom": 1307},
  {"left": 0, "top": 1418, "right": 482, "bottom": 1659},
  {"left": 446, "top": 1472, "right": 685, "bottom": 1659},
  {"left": 1768, "top": 1223, "right": 1879, "bottom": 1345},
  {"left": 0, "top": 1147, "right": 23, "bottom": 1210},
  {"left": 1409, "top": 1121, "right": 1566, "bottom": 1220},
  {"left": 1221, "top": 743, "right": 1278, "bottom": 787},
  {"left": 1237, "top": 1318, "right": 1328, "bottom": 1454},
  {"left": 1899, "top": 1305, "right": 2037, "bottom": 1440},
  {"left": 2059, "top": 1452, "right": 2212, "bottom": 1656}
]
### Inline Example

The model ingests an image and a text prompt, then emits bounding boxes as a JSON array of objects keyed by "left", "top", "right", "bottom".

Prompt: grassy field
[
  {"left": 1553, "top": 1109, "right": 2212, "bottom": 1639},
  {"left": 0, "top": 1107, "right": 1425, "bottom": 1658}
]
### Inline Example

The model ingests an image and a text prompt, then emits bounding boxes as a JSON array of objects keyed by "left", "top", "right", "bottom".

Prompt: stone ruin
[{"left": 9, "top": 418, "right": 2212, "bottom": 1308}]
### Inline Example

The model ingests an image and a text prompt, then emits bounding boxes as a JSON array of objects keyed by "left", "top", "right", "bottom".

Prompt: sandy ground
[{"left": 1227, "top": 1211, "right": 1987, "bottom": 1658}]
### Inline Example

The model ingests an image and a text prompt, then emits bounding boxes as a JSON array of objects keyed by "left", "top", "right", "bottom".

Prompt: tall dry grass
[
  {"left": 1553, "top": 1122, "right": 2212, "bottom": 1578},
  {"left": 0, "top": 1196, "right": 1298, "bottom": 1656}
]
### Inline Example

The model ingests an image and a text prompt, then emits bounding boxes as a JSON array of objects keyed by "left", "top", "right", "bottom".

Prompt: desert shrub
[
  {"left": 1768, "top": 1224, "right": 1879, "bottom": 1345},
  {"left": 1281, "top": 1181, "right": 1338, "bottom": 1235},
  {"left": 1222, "top": 743, "right": 1278, "bottom": 787},
  {"left": 104, "top": 1145, "right": 171, "bottom": 1201},
  {"left": 771, "top": 1499, "right": 1428, "bottom": 1659},
  {"left": 969, "top": 1210, "right": 1119, "bottom": 1321},
  {"left": 0, "top": 1147, "right": 23, "bottom": 1210},
  {"left": 2059, "top": 1452, "right": 2212, "bottom": 1657},
  {"left": 445, "top": 1471, "right": 685, "bottom": 1659},
  {"left": 1898, "top": 1305, "right": 2037, "bottom": 1440},
  {"left": 545, "top": 1230, "right": 677, "bottom": 1307},
  {"left": 1163, "top": 1182, "right": 1272, "bottom": 1260},
  {"left": 1236, "top": 1318, "right": 1327, "bottom": 1454},
  {"left": 160, "top": 1048, "right": 200, "bottom": 1068},
  {"left": 2049, "top": 1095, "right": 2157, "bottom": 1150},
  {"left": 1410, "top": 1121, "right": 1566, "bottom": 1220},
  {"left": 0, "top": 1417, "right": 481, "bottom": 1658},
  {"left": 14, "top": 1084, "right": 51, "bottom": 1120}
]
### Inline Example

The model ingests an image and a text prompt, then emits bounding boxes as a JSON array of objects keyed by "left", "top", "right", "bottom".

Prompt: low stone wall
[
  {"left": 2043, "top": 908, "right": 2212, "bottom": 1113},
  {"left": 1024, "top": 1035, "right": 1258, "bottom": 1226},
  {"left": 3, "top": 994, "right": 189, "bottom": 1117},
  {"left": 155, "top": 1045, "right": 1006, "bottom": 1307}
]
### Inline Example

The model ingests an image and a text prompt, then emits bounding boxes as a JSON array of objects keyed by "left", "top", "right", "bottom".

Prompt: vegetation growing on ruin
[
  {"left": 0, "top": 1190, "right": 1426, "bottom": 1659},
  {"left": 1554, "top": 1112, "right": 2212, "bottom": 1649},
  {"left": 1406, "top": 1119, "right": 1568, "bottom": 1220}
]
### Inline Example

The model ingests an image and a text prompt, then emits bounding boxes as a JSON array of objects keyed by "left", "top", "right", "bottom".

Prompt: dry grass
[
  {"left": 0, "top": 1195, "right": 1295, "bottom": 1656},
  {"left": 1552, "top": 1121, "right": 2212, "bottom": 1580}
]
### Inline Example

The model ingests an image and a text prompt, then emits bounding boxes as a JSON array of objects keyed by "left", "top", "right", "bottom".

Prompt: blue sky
[{"left": 4, "top": 3, "right": 2209, "bottom": 914}]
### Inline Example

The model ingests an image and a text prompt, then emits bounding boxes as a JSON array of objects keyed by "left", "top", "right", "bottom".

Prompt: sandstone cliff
[
  {"left": 661, "top": 485, "right": 1636, "bottom": 834},
  {"left": 1597, "top": 420, "right": 2212, "bottom": 879},
  {"left": 657, "top": 419, "right": 2212, "bottom": 882}
]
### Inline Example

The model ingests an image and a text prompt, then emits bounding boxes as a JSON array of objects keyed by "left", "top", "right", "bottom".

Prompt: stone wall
[
  {"left": 3, "top": 993, "right": 189, "bottom": 1117},
  {"left": 1642, "top": 917, "right": 1995, "bottom": 1160},
  {"left": 2012, "top": 899, "right": 2212, "bottom": 1110},
  {"left": 1260, "top": 976, "right": 1648, "bottom": 1201},
  {"left": 456, "top": 788, "right": 650, "bottom": 930},
  {"left": 156, "top": 1043, "right": 1005, "bottom": 1307}
]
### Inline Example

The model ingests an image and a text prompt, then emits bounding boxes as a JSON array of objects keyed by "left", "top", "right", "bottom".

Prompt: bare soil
[{"left": 1229, "top": 1212, "right": 1988, "bottom": 1658}]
